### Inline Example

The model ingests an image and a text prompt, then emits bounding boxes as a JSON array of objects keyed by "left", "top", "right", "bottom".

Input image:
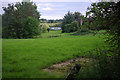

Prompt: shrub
[
  {"left": 41, "top": 24, "right": 49, "bottom": 32},
  {"left": 64, "top": 21, "right": 79, "bottom": 33},
  {"left": 80, "top": 25, "right": 89, "bottom": 32},
  {"left": 75, "top": 48, "right": 120, "bottom": 79},
  {"left": 71, "top": 21, "right": 79, "bottom": 32}
]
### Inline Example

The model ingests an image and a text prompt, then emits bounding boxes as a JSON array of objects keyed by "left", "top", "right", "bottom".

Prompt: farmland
[
  {"left": 2, "top": 1, "right": 120, "bottom": 79},
  {"left": 40, "top": 23, "right": 60, "bottom": 27},
  {"left": 2, "top": 30, "right": 105, "bottom": 78}
]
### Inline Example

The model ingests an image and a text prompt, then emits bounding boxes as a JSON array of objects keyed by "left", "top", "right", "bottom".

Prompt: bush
[
  {"left": 80, "top": 25, "right": 89, "bottom": 32},
  {"left": 71, "top": 21, "right": 79, "bottom": 32},
  {"left": 41, "top": 24, "right": 49, "bottom": 32},
  {"left": 64, "top": 21, "right": 79, "bottom": 33}
]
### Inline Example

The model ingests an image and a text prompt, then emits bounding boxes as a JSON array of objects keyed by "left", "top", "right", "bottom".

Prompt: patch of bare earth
[{"left": 42, "top": 57, "right": 93, "bottom": 76}]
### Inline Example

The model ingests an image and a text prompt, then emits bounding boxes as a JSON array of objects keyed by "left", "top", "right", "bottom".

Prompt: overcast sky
[
  {"left": 36, "top": 2, "right": 93, "bottom": 20},
  {"left": 1, "top": 0, "right": 98, "bottom": 20}
]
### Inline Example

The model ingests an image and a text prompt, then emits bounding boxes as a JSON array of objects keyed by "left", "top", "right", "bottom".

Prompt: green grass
[
  {"left": 2, "top": 31, "right": 105, "bottom": 78},
  {"left": 35, "top": 30, "right": 72, "bottom": 38},
  {"left": 39, "top": 30, "right": 63, "bottom": 38},
  {"left": 40, "top": 23, "right": 60, "bottom": 26}
]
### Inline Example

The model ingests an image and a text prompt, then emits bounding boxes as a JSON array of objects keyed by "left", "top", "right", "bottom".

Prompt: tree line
[{"left": 40, "top": 18, "right": 63, "bottom": 23}]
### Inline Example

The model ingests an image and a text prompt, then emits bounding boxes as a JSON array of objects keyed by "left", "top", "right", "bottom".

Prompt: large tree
[
  {"left": 61, "top": 11, "right": 75, "bottom": 33},
  {"left": 2, "top": 0, "right": 40, "bottom": 38},
  {"left": 61, "top": 11, "right": 83, "bottom": 33},
  {"left": 86, "top": 2, "right": 120, "bottom": 54}
]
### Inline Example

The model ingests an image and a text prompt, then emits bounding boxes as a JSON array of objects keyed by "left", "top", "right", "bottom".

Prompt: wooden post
[{"left": 65, "top": 64, "right": 81, "bottom": 80}]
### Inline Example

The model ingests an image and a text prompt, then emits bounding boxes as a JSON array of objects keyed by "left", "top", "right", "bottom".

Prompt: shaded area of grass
[
  {"left": 2, "top": 31, "right": 105, "bottom": 78},
  {"left": 71, "top": 31, "right": 91, "bottom": 36},
  {"left": 71, "top": 30, "right": 106, "bottom": 36}
]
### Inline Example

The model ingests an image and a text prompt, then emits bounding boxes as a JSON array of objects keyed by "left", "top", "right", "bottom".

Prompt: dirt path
[{"left": 42, "top": 57, "right": 93, "bottom": 76}]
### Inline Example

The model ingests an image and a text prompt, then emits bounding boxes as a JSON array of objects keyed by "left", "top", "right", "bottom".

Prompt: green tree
[
  {"left": 61, "top": 11, "right": 76, "bottom": 33},
  {"left": 2, "top": 4, "right": 16, "bottom": 38},
  {"left": 87, "top": 2, "right": 120, "bottom": 53},
  {"left": 61, "top": 11, "right": 85, "bottom": 33},
  {"left": 19, "top": 1, "right": 40, "bottom": 20},
  {"left": 2, "top": 0, "right": 40, "bottom": 38},
  {"left": 74, "top": 12, "right": 81, "bottom": 20},
  {"left": 23, "top": 17, "right": 40, "bottom": 38},
  {"left": 64, "top": 21, "right": 78, "bottom": 33},
  {"left": 71, "top": 21, "right": 79, "bottom": 32}
]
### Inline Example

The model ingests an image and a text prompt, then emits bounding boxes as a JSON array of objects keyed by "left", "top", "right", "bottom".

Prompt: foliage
[
  {"left": 87, "top": 1, "right": 120, "bottom": 55},
  {"left": 70, "top": 21, "right": 79, "bottom": 32},
  {"left": 61, "top": 11, "right": 84, "bottom": 33},
  {"left": 86, "top": 2, "right": 111, "bottom": 30},
  {"left": 64, "top": 21, "right": 78, "bottom": 33},
  {"left": 61, "top": 11, "right": 75, "bottom": 33},
  {"left": 74, "top": 12, "right": 82, "bottom": 20},
  {"left": 74, "top": 12, "right": 84, "bottom": 27},
  {"left": 75, "top": 48, "right": 120, "bottom": 79},
  {"left": 23, "top": 17, "right": 40, "bottom": 38},
  {"left": 41, "top": 24, "right": 49, "bottom": 32},
  {"left": 2, "top": 1, "right": 40, "bottom": 38},
  {"left": 80, "top": 25, "right": 89, "bottom": 32}
]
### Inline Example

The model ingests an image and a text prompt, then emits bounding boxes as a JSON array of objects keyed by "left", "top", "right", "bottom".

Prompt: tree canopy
[
  {"left": 61, "top": 11, "right": 83, "bottom": 33},
  {"left": 86, "top": 2, "right": 120, "bottom": 55},
  {"left": 2, "top": 1, "right": 40, "bottom": 38}
]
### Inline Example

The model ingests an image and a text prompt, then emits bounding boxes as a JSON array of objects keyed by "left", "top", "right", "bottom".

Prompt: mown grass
[
  {"left": 2, "top": 30, "right": 105, "bottom": 78},
  {"left": 35, "top": 30, "right": 73, "bottom": 38}
]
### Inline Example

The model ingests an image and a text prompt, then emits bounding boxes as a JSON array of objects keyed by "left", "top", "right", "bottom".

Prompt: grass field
[
  {"left": 2, "top": 30, "right": 105, "bottom": 78},
  {"left": 40, "top": 23, "right": 60, "bottom": 27},
  {"left": 37, "top": 30, "right": 72, "bottom": 38}
]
